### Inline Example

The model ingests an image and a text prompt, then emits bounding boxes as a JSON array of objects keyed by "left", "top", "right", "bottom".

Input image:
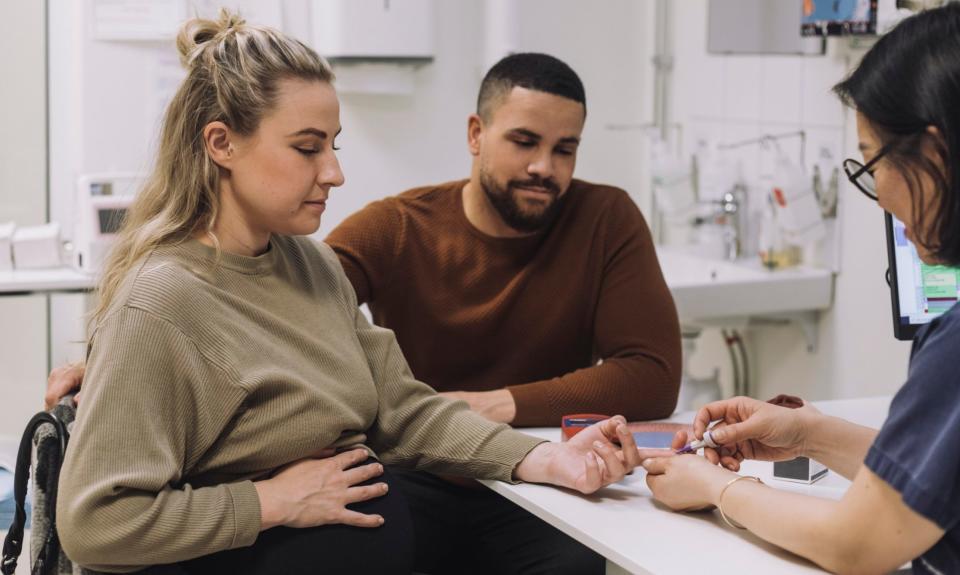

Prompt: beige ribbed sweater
[{"left": 56, "top": 236, "right": 545, "bottom": 572}]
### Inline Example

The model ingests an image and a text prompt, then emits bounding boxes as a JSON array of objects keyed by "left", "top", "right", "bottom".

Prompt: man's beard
[{"left": 479, "top": 170, "right": 565, "bottom": 233}]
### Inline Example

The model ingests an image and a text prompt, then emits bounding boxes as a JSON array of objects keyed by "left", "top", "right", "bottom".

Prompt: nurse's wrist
[
  {"left": 706, "top": 467, "right": 739, "bottom": 507},
  {"left": 797, "top": 410, "right": 835, "bottom": 460}
]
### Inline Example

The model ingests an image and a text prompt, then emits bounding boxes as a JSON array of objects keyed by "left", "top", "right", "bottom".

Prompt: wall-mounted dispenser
[{"left": 312, "top": 0, "right": 434, "bottom": 64}]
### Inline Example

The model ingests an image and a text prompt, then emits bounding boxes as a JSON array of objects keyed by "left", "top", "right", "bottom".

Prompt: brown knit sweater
[
  {"left": 56, "top": 236, "right": 544, "bottom": 572},
  {"left": 327, "top": 179, "right": 682, "bottom": 427}
]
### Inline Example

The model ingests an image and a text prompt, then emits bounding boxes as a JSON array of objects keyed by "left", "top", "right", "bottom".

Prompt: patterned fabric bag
[{"left": 1, "top": 397, "right": 97, "bottom": 575}]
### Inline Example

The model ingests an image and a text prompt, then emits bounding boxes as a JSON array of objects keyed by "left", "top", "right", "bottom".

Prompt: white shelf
[{"left": 0, "top": 268, "right": 95, "bottom": 295}]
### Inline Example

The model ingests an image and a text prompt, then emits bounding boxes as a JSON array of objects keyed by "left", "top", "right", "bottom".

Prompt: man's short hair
[{"left": 477, "top": 53, "right": 586, "bottom": 122}]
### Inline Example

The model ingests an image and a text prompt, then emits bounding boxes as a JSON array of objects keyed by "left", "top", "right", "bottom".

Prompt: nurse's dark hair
[
  {"left": 477, "top": 53, "right": 586, "bottom": 121},
  {"left": 834, "top": 3, "right": 960, "bottom": 265}
]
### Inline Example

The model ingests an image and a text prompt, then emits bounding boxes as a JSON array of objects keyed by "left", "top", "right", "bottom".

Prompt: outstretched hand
[{"left": 515, "top": 416, "right": 642, "bottom": 494}]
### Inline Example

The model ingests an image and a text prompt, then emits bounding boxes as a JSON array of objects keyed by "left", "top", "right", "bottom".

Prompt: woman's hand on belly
[{"left": 254, "top": 448, "right": 388, "bottom": 530}]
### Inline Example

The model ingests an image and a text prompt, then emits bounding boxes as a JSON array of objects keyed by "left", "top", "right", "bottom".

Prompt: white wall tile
[
  {"left": 683, "top": 53, "right": 727, "bottom": 122},
  {"left": 800, "top": 44, "right": 851, "bottom": 128},
  {"left": 759, "top": 56, "right": 803, "bottom": 125},
  {"left": 721, "top": 57, "right": 763, "bottom": 122}
]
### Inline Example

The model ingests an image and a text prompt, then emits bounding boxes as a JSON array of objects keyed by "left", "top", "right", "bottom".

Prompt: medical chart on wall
[
  {"left": 93, "top": 0, "right": 187, "bottom": 41},
  {"left": 92, "top": 0, "right": 282, "bottom": 42}
]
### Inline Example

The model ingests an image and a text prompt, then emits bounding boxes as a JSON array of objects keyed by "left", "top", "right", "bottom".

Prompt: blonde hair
[{"left": 90, "top": 10, "right": 334, "bottom": 331}]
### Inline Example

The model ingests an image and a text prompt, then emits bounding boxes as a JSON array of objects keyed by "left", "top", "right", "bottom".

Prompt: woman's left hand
[
  {"left": 515, "top": 416, "right": 642, "bottom": 494},
  {"left": 642, "top": 453, "right": 737, "bottom": 511}
]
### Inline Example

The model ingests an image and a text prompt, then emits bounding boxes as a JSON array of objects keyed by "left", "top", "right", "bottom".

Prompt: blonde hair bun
[{"left": 176, "top": 9, "right": 247, "bottom": 69}]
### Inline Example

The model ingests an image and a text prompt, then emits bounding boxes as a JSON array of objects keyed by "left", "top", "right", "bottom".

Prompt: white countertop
[{"left": 480, "top": 396, "right": 892, "bottom": 575}]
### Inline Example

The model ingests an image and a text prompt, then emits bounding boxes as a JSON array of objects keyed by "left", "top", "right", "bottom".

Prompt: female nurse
[{"left": 642, "top": 4, "right": 960, "bottom": 574}]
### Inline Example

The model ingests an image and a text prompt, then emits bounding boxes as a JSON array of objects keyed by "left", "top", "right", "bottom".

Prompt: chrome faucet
[{"left": 693, "top": 182, "right": 747, "bottom": 261}]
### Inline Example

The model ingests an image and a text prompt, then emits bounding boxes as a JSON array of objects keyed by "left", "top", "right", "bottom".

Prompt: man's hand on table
[{"left": 439, "top": 389, "right": 516, "bottom": 423}]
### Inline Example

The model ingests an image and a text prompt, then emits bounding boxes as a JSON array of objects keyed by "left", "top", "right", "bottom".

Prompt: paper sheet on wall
[
  {"left": 187, "top": 0, "right": 283, "bottom": 30},
  {"left": 93, "top": 0, "right": 283, "bottom": 42},
  {"left": 93, "top": 0, "right": 187, "bottom": 41}
]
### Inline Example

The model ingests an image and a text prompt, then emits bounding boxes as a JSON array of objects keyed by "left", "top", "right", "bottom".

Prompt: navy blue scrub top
[{"left": 865, "top": 302, "right": 960, "bottom": 574}]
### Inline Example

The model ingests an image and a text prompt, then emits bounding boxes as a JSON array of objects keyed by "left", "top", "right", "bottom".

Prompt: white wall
[
  {"left": 668, "top": 1, "right": 912, "bottom": 402},
  {"left": 0, "top": 0, "right": 49, "bottom": 435}
]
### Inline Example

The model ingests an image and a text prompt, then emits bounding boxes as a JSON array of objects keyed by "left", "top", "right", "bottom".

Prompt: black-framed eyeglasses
[{"left": 843, "top": 145, "right": 891, "bottom": 202}]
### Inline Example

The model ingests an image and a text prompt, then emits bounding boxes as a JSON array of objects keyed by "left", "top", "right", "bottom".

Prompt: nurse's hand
[
  {"left": 693, "top": 396, "right": 819, "bottom": 471},
  {"left": 642, "top": 454, "right": 737, "bottom": 511},
  {"left": 514, "top": 416, "right": 641, "bottom": 494}
]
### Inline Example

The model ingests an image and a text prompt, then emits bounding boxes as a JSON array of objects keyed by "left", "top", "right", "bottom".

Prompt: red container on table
[{"left": 560, "top": 413, "right": 610, "bottom": 441}]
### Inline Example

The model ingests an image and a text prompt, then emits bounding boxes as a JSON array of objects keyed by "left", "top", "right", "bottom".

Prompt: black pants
[
  {"left": 393, "top": 468, "right": 604, "bottom": 575},
  {"left": 141, "top": 461, "right": 414, "bottom": 575},
  {"left": 140, "top": 465, "right": 602, "bottom": 575}
]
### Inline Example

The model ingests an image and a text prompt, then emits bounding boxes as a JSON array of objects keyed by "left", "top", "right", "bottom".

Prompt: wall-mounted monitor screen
[{"left": 802, "top": 0, "right": 877, "bottom": 36}]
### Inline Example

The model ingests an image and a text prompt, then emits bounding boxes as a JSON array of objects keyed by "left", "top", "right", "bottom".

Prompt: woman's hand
[
  {"left": 641, "top": 454, "right": 737, "bottom": 511},
  {"left": 514, "top": 416, "right": 641, "bottom": 494},
  {"left": 693, "top": 396, "right": 820, "bottom": 471},
  {"left": 254, "top": 448, "right": 388, "bottom": 530}
]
